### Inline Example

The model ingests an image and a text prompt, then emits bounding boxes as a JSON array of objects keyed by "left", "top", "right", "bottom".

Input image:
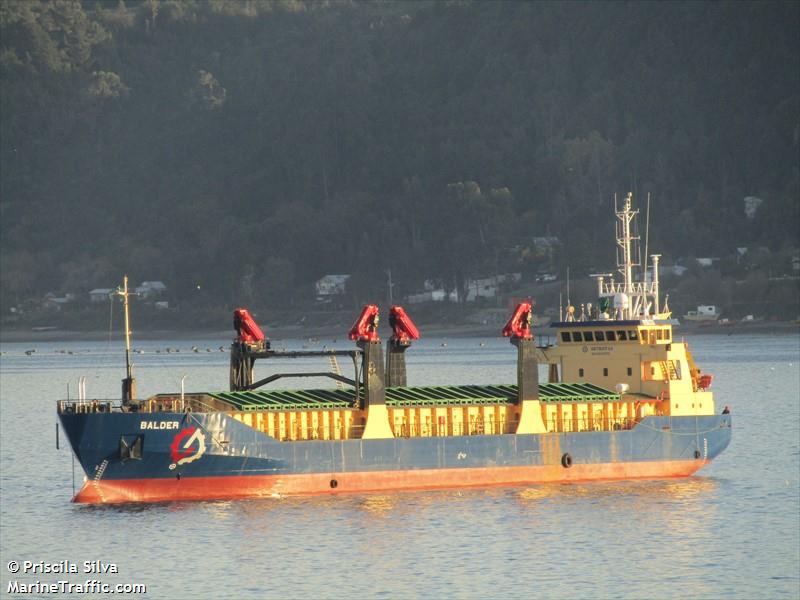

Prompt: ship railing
[
  {"left": 145, "top": 396, "right": 228, "bottom": 414},
  {"left": 285, "top": 424, "right": 365, "bottom": 441},
  {"left": 545, "top": 416, "right": 637, "bottom": 434},
  {"left": 264, "top": 424, "right": 364, "bottom": 442},
  {"left": 58, "top": 399, "right": 113, "bottom": 414},
  {"left": 392, "top": 419, "right": 518, "bottom": 438},
  {"left": 268, "top": 420, "right": 525, "bottom": 441},
  {"left": 601, "top": 281, "right": 657, "bottom": 295}
]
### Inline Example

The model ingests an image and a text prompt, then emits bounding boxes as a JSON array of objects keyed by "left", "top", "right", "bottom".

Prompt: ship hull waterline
[
  {"left": 74, "top": 459, "right": 709, "bottom": 504},
  {"left": 60, "top": 411, "right": 731, "bottom": 505}
]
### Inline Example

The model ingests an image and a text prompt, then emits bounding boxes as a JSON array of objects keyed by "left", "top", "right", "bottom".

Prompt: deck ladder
[
  {"left": 328, "top": 355, "right": 344, "bottom": 389},
  {"left": 659, "top": 360, "right": 679, "bottom": 380}
]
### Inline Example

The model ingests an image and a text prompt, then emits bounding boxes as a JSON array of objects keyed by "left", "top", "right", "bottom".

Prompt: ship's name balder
[{"left": 140, "top": 421, "right": 179, "bottom": 430}]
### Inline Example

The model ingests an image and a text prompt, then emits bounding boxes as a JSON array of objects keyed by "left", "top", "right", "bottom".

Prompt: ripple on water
[{"left": 1, "top": 335, "right": 798, "bottom": 599}]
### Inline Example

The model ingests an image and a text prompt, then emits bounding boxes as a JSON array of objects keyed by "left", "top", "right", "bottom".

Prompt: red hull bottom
[{"left": 73, "top": 460, "right": 708, "bottom": 504}]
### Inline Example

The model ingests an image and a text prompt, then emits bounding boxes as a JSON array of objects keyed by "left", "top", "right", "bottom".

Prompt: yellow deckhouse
[{"left": 536, "top": 193, "right": 715, "bottom": 431}]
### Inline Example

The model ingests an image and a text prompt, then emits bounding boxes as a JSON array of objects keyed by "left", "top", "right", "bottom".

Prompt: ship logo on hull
[{"left": 169, "top": 427, "right": 206, "bottom": 470}]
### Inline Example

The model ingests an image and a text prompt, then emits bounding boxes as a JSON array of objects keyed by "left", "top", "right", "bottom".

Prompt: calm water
[{"left": 1, "top": 333, "right": 798, "bottom": 599}]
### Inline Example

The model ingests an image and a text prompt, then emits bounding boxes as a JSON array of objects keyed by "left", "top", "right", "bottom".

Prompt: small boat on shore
[{"left": 57, "top": 193, "right": 731, "bottom": 504}]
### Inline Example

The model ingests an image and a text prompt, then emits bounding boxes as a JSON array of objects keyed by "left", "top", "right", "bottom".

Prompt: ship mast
[
  {"left": 115, "top": 275, "right": 136, "bottom": 404},
  {"left": 596, "top": 193, "right": 666, "bottom": 320},
  {"left": 616, "top": 192, "right": 639, "bottom": 319}
]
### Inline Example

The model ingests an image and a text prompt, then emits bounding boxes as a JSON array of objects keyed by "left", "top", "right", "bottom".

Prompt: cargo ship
[{"left": 57, "top": 193, "right": 731, "bottom": 504}]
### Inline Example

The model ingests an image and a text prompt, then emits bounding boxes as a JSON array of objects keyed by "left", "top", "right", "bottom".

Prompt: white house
[
  {"left": 43, "top": 292, "right": 74, "bottom": 309},
  {"left": 136, "top": 281, "right": 167, "bottom": 299},
  {"left": 666, "top": 265, "right": 688, "bottom": 277},
  {"left": 696, "top": 258, "right": 719, "bottom": 268},
  {"left": 315, "top": 274, "right": 350, "bottom": 302},
  {"left": 532, "top": 236, "right": 560, "bottom": 250},
  {"left": 408, "top": 273, "right": 521, "bottom": 304},
  {"left": 89, "top": 288, "right": 113, "bottom": 303},
  {"left": 684, "top": 305, "right": 720, "bottom": 321},
  {"left": 743, "top": 196, "right": 763, "bottom": 219}
]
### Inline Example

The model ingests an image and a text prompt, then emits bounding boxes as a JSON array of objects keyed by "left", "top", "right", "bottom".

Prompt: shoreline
[{"left": 1, "top": 320, "right": 797, "bottom": 344}]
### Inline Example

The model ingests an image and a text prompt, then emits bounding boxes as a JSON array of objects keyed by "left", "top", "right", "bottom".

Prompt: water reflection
[
  {"left": 359, "top": 494, "right": 396, "bottom": 517},
  {"left": 516, "top": 477, "right": 718, "bottom": 506},
  {"left": 2, "top": 335, "right": 798, "bottom": 599},
  {"left": 76, "top": 501, "right": 172, "bottom": 515}
]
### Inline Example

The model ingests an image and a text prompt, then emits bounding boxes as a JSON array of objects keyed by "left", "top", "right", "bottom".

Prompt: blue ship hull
[{"left": 58, "top": 410, "right": 732, "bottom": 503}]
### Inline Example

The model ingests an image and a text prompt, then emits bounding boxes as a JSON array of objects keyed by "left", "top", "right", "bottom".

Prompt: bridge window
[
  {"left": 616, "top": 330, "right": 627, "bottom": 341},
  {"left": 572, "top": 332, "right": 583, "bottom": 342},
  {"left": 656, "top": 329, "right": 664, "bottom": 340},
  {"left": 664, "top": 329, "right": 671, "bottom": 340},
  {"left": 594, "top": 331, "right": 605, "bottom": 341},
  {"left": 561, "top": 332, "right": 571, "bottom": 342},
  {"left": 584, "top": 331, "right": 595, "bottom": 342},
  {"left": 629, "top": 330, "right": 639, "bottom": 341},
  {"left": 606, "top": 331, "right": 616, "bottom": 341}
]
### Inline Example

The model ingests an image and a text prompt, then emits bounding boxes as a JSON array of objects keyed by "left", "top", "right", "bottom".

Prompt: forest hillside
[{"left": 1, "top": 0, "right": 798, "bottom": 327}]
